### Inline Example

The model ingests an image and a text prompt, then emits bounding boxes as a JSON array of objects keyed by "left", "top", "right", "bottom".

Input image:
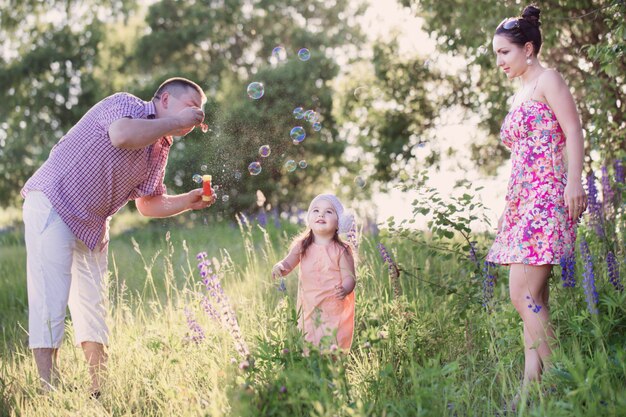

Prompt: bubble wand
[{"left": 202, "top": 175, "right": 212, "bottom": 201}]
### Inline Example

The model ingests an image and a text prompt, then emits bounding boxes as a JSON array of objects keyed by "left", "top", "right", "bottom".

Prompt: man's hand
[
  {"left": 187, "top": 188, "right": 214, "bottom": 210},
  {"left": 172, "top": 107, "right": 205, "bottom": 136}
]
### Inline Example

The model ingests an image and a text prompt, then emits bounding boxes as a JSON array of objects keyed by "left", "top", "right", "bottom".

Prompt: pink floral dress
[{"left": 487, "top": 100, "right": 576, "bottom": 265}]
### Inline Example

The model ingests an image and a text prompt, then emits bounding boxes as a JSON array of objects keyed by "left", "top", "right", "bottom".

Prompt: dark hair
[
  {"left": 495, "top": 5, "right": 543, "bottom": 56},
  {"left": 153, "top": 77, "right": 207, "bottom": 103},
  {"left": 291, "top": 229, "right": 353, "bottom": 260}
]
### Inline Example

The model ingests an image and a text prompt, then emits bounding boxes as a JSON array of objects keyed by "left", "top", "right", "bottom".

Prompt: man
[{"left": 21, "top": 77, "right": 214, "bottom": 395}]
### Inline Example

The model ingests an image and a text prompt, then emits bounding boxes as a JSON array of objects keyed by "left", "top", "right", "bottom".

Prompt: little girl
[{"left": 272, "top": 194, "right": 356, "bottom": 351}]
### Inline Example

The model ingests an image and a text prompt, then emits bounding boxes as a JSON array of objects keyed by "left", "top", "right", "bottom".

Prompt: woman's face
[{"left": 492, "top": 34, "right": 528, "bottom": 79}]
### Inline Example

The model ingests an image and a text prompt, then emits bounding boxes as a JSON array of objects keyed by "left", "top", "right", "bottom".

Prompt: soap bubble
[
  {"left": 234, "top": 171, "right": 242, "bottom": 180},
  {"left": 354, "top": 86, "right": 368, "bottom": 100},
  {"left": 284, "top": 160, "right": 297, "bottom": 172},
  {"left": 247, "top": 82, "right": 264, "bottom": 100},
  {"left": 304, "top": 110, "right": 317, "bottom": 122},
  {"left": 192, "top": 174, "right": 202, "bottom": 184},
  {"left": 293, "top": 107, "right": 305, "bottom": 119},
  {"left": 354, "top": 176, "right": 366, "bottom": 188},
  {"left": 312, "top": 122, "right": 322, "bottom": 131},
  {"left": 200, "top": 164, "right": 207, "bottom": 171},
  {"left": 222, "top": 195, "right": 230, "bottom": 202},
  {"left": 248, "top": 162, "right": 262, "bottom": 175},
  {"left": 290, "top": 126, "right": 306, "bottom": 143},
  {"left": 298, "top": 160, "right": 307, "bottom": 169},
  {"left": 259, "top": 145, "right": 271, "bottom": 158},
  {"left": 271, "top": 46, "right": 287, "bottom": 61},
  {"left": 200, "top": 123, "right": 209, "bottom": 133},
  {"left": 297, "top": 48, "right": 311, "bottom": 61}
]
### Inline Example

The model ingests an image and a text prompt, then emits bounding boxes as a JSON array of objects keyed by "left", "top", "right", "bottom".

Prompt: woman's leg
[{"left": 509, "top": 264, "right": 554, "bottom": 384}]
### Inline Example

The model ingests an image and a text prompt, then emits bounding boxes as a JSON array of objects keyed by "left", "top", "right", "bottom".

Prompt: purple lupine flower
[
  {"left": 606, "top": 251, "right": 624, "bottom": 292},
  {"left": 277, "top": 277, "right": 287, "bottom": 292},
  {"left": 184, "top": 307, "right": 206, "bottom": 344},
  {"left": 615, "top": 159, "right": 625, "bottom": 184},
  {"left": 580, "top": 239, "right": 599, "bottom": 314},
  {"left": 469, "top": 241, "right": 478, "bottom": 264},
  {"left": 560, "top": 254, "right": 576, "bottom": 288},
  {"left": 525, "top": 295, "right": 542, "bottom": 313},
  {"left": 377, "top": 243, "right": 401, "bottom": 297},
  {"left": 586, "top": 172, "right": 604, "bottom": 237},
  {"left": 196, "top": 251, "right": 250, "bottom": 357},
  {"left": 482, "top": 261, "right": 497, "bottom": 307},
  {"left": 346, "top": 222, "right": 359, "bottom": 250},
  {"left": 257, "top": 211, "right": 267, "bottom": 227},
  {"left": 601, "top": 165, "right": 614, "bottom": 210},
  {"left": 272, "top": 207, "right": 281, "bottom": 229},
  {"left": 377, "top": 243, "right": 400, "bottom": 276}
]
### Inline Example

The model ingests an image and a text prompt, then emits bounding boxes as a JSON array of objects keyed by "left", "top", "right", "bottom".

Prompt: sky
[{"left": 359, "top": 0, "right": 509, "bottom": 230}]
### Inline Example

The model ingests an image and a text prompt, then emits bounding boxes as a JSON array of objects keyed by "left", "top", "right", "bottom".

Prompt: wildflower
[
  {"left": 230, "top": 357, "right": 237, "bottom": 364},
  {"left": 586, "top": 172, "right": 604, "bottom": 237},
  {"left": 362, "top": 341, "right": 371, "bottom": 349},
  {"left": 257, "top": 211, "right": 267, "bottom": 227},
  {"left": 601, "top": 165, "right": 614, "bottom": 205},
  {"left": 329, "top": 344, "right": 338, "bottom": 352},
  {"left": 281, "top": 348, "right": 290, "bottom": 355},
  {"left": 615, "top": 159, "right": 625, "bottom": 184},
  {"left": 469, "top": 241, "right": 478, "bottom": 264},
  {"left": 526, "top": 295, "right": 542, "bottom": 313},
  {"left": 482, "top": 261, "right": 497, "bottom": 307},
  {"left": 606, "top": 251, "right": 624, "bottom": 292},
  {"left": 580, "top": 239, "right": 599, "bottom": 314},
  {"left": 279, "top": 386, "right": 287, "bottom": 394},
  {"left": 277, "top": 277, "right": 287, "bottom": 292},
  {"left": 346, "top": 222, "right": 359, "bottom": 249},
  {"left": 184, "top": 307, "right": 205, "bottom": 344},
  {"left": 377, "top": 243, "right": 401, "bottom": 297},
  {"left": 377, "top": 243, "right": 400, "bottom": 275},
  {"left": 560, "top": 253, "right": 576, "bottom": 288},
  {"left": 272, "top": 207, "right": 281, "bottom": 229},
  {"left": 196, "top": 251, "right": 250, "bottom": 357},
  {"left": 239, "top": 360, "right": 250, "bottom": 370}
]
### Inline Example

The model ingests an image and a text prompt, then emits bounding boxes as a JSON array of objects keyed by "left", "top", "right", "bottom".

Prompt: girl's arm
[
  {"left": 541, "top": 69, "right": 587, "bottom": 220},
  {"left": 335, "top": 248, "right": 356, "bottom": 300},
  {"left": 272, "top": 244, "right": 302, "bottom": 278}
]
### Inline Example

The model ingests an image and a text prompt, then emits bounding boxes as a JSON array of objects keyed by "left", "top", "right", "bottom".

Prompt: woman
[{"left": 487, "top": 4, "right": 587, "bottom": 391}]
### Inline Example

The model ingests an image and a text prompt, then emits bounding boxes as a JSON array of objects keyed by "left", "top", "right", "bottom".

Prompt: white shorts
[{"left": 23, "top": 191, "right": 109, "bottom": 348}]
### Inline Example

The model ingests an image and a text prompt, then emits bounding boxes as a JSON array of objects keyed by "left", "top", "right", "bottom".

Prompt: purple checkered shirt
[{"left": 22, "top": 92, "right": 172, "bottom": 251}]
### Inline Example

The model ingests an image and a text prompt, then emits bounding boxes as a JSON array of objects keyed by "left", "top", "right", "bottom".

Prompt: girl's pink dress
[
  {"left": 282, "top": 241, "right": 355, "bottom": 350},
  {"left": 487, "top": 100, "right": 576, "bottom": 265}
]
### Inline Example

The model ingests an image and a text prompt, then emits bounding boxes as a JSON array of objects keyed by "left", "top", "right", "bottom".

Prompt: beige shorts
[{"left": 23, "top": 191, "right": 109, "bottom": 348}]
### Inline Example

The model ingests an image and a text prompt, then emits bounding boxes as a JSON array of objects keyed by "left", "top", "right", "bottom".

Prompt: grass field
[{"left": 0, "top": 207, "right": 625, "bottom": 416}]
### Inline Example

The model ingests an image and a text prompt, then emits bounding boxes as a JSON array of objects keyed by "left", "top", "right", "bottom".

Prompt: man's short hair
[{"left": 153, "top": 77, "right": 207, "bottom": 104}]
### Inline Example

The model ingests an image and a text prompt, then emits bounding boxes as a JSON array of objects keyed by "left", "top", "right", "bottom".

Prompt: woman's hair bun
[{"left": 522, "top": 5, "right": 541, "bottom": 27}]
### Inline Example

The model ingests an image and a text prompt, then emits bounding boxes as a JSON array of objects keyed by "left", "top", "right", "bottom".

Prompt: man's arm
[
  {"left": 108, "top": 107, "right": 204, "bottom": 149},
  {"left": 135, "top": 189, "right": 214, "bottom": 217}
]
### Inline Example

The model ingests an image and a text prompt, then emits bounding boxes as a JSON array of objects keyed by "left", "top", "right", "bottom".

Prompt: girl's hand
[
  {"left": 272, "top": 263, "right": 286, "bottom": 279},
  {"left": 334, "top": 284, "right": 352, "bottom": 300},
  {"left": 564, "top": 178, "right": 587, "bottom": 220}
]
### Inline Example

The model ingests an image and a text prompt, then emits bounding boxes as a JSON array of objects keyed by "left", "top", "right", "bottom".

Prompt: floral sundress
[{"left": 487, "top": 100, "right": 576, "bottom": 265}]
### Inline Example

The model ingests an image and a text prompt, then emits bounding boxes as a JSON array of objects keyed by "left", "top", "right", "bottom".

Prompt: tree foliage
[
  {"left": 0, "top": 0, "right": 365, "bottom": 211},
  {"left": 337, "top": 0, "right": 625, "bottom": 183}
]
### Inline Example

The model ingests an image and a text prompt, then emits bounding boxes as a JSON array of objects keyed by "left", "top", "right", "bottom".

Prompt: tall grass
[{"left": 0, "top": 209, "right": 625, "bottom": 416}]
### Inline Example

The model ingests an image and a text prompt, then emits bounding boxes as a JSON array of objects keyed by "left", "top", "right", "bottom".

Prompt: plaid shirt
[{"left": 22, "top": 92, "right": 172, "bottom": 251}]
